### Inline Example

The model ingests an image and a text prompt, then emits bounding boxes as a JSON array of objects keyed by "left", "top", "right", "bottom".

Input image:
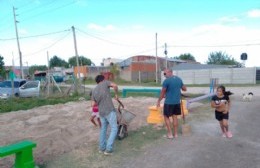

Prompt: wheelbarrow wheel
[{"left": 117, "top": 125, "right": 127, "bottom": 140}]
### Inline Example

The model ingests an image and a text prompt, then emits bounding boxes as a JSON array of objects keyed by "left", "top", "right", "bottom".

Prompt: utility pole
[
  {"left": 71, "top": 26, "right": 80, "bottom": 80},
  {"left": 155, "top": 33, "right": 158, "bottom": 84},
  {"left": 13, "top": 6, "right": 24, "bottom": 79},
  {"left": 47, "top": 51, "right": 50, "bottom": 97},
  {"left": 11, "top": 52, "right": 15, "bottom": 97},
  {"left": 164, "top": 43, "right": 168, "bottom": 69},
  {"left": 47, "top": 51, "right": 50, "bottom": 70}
]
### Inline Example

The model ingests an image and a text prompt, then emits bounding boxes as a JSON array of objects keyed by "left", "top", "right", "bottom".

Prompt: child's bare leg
[
  {"left": 97, "top": 117, "right": 101, "bottom": 127},
  {"left": 222, "top": 119, "right": 229, "bottom": 132},
  {"left": 219, "top": 120, "right": 226, "bottom": 133},
  {"left": 90, "top": 116, "right": 97, "bottom": 126},
  {"left": 223, "top": 119, "right": 232, "bottom": 137}
]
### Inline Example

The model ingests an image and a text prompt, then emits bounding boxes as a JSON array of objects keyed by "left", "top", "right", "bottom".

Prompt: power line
[
  {"left": 168, "top": 43, "right": 260, "bottom": 48},
  {"left": 0, "top": 1, "right": 57, "bottom": 32},
  {"left": 0, "top": 13, "right": 12, "bottom": 24},
  {"left": 0, "top": 24, "right": 14, "bottom": 34},
  {"left": 17, "top": 0, "right": 36, "bottom": 9},
  {"left": 76, "top": 27, "right": 145, "bottom": 47},
  {"left": 23, "top": 31, "right": 71, "bottom": 57},
  {"left": 130, "top": 47, "right": 163, "bottom": 56},
  {"left": 0, "top": 11, "right": 14, "bottom": 32},
  {"left": 0, "top": 29, "right": 70, "bottom": 41},
  {"left": 76, "top": 27, "right": 260, "bottom": 48},
  {"left": 19, "top": 0, "right": 58, "bottom": 16},
  {"left": 20, "top": 1, "right": 76, "bottom": 22}
]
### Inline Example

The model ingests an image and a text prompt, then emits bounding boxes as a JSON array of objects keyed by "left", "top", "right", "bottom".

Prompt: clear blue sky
[{"left": 1, "top": 0, "right": 260, "bottom": 67}]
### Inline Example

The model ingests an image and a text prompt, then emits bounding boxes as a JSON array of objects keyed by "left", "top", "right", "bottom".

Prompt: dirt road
[
  {"left": 0, "top": 86, "right": 259, "bottom": 168},
  {"left": 117, "top": 95, "right": 260, "bottom": 168}
]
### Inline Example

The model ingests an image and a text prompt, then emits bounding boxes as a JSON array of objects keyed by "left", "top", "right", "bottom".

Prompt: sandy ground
[
  {"left": 0, "top": 96, "right": 157, "bottom": 167},
  {"left": 0, "top": 86, "right": 259, "bottom": 167}
]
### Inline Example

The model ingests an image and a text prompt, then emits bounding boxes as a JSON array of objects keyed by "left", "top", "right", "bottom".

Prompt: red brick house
[{"left": 118, "top": 55, "right": 185, "bottom": 82}]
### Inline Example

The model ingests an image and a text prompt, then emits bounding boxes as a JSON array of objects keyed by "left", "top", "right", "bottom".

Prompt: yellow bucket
[{"left": 147, "top": 105, "right": 164, "bottom": 124}]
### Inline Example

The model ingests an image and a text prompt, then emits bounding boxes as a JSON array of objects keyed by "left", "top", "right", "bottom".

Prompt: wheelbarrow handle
[{"left": 116, "top": 99, "right": 124, "bottom": 113}]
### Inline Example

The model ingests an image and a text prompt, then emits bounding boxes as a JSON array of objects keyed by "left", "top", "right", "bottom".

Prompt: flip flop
[{"left": 163, "top": 135, "right": 174, "bottom": 139}]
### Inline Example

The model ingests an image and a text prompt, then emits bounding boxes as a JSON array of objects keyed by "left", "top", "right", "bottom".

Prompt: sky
[{"left": 0, "top": 0, "right": 260, "bottom": 68}]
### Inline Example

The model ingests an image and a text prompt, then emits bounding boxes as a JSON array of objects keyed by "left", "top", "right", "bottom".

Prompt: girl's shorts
[{"left": 215, "top": 110, "right": 229, "bottom": 121}]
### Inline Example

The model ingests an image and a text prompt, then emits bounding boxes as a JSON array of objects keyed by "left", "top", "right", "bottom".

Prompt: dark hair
[
  {"left": 217, "top": 85, "right": 233, "bottom": 96},
  {"left": 95, "top": 75, "right": 105, "bottom": 84}
]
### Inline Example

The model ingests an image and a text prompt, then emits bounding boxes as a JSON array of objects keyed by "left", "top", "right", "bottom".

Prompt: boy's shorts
[
  {"left": 163, "top": 104, "right": 181, "bottom": 117},
  {"left": 215, "top": 110, "right": 229, "bottom": 121}
]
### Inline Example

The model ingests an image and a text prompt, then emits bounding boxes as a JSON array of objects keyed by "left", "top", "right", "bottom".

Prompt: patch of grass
[
  {"left": 43, "top": 125, "right": 165, "bottom": 168},
  {"left": 0, "top": 92, "right": 204, "bottom": 113},
  {"left": 78, "top": 76, "right": 260, "bottom": 87},
  {"left": 0, "top": 95, "right": 88, "bottom": 113}
]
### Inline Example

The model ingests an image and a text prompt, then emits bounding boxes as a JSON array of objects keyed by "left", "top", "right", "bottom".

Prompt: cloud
[
  {"left": 190, "top": 24, "right": 233, "bottom": 38},
  {"left": 87, "top": 23, "right": 117, "bottom": 31},
  {"left": 131, "top": 25, "right": 144, "bottom": 30},
  {"left": 218, "top": 16, "right": 240, "bottom": 24},
  {"left": 19, "top": 29, "right": 28, "bottom": 35},
  {"left": 247, "top": 9, "right": 260, "bottom": 18}
]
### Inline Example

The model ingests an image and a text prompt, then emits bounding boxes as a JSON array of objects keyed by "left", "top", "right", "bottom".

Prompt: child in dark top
[{"left": 211, "top": 85, "right": 233, "bottom": 138}]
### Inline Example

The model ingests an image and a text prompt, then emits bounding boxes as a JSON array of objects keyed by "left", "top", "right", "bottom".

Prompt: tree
[
  {"left": 49, "top": 55, "right": 69, "bottom": 68},
  {"left": 173, "top": 53, "right": 196, "bottom": 61},
  {"left": 109, "top": 62, "right": 119, "bottom": 79},
  {"left": 68, "top": 56, "right": 91, "bottom": 67},
  {"left": 29, "top": 65, "right": 48, "bottom": 75},
  {"left": 0, "top": 55, "right": 5, "bottom": 78},
  {"left": 206, "top": 51, "right": 242, "bottom": 66}
]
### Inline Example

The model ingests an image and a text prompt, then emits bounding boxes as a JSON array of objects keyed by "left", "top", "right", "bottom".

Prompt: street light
[{"left": 164, "top": 43, "right": 168, "bottom": 69}]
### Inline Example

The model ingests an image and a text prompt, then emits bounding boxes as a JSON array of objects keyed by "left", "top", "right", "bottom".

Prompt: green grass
[
  {"left": 0, "top": 95, "right": 87, "bottom": 113},
  {"left": 82, "top": 77, "right": 162, "bottom": 86},
  {"left": 82, "top": 77, "right": 260, "bottom": 87},
  {"left": 41, "top": 125, "right": 165, "bottom": 168},
  {"left": 0, "top": 92, "right": 204, "bottom": 113}
]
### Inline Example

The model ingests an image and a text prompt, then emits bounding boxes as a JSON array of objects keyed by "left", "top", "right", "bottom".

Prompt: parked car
[
  {"left": 19, "top": 80, "right": 40, "bottom": 98},
  {"left": 0, "top": 79, "right": 27, "bottom": 99}
]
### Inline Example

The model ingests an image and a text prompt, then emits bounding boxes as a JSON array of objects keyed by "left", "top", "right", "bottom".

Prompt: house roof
[
  {"left": 166, "top": 58, "right": 186, "bottom": 63},
  {"left": 172, "top": 63, "right": 230, "bottom": 71},
  {"left": 118, "top": 55, "right": 187, "bottom": 67}
]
